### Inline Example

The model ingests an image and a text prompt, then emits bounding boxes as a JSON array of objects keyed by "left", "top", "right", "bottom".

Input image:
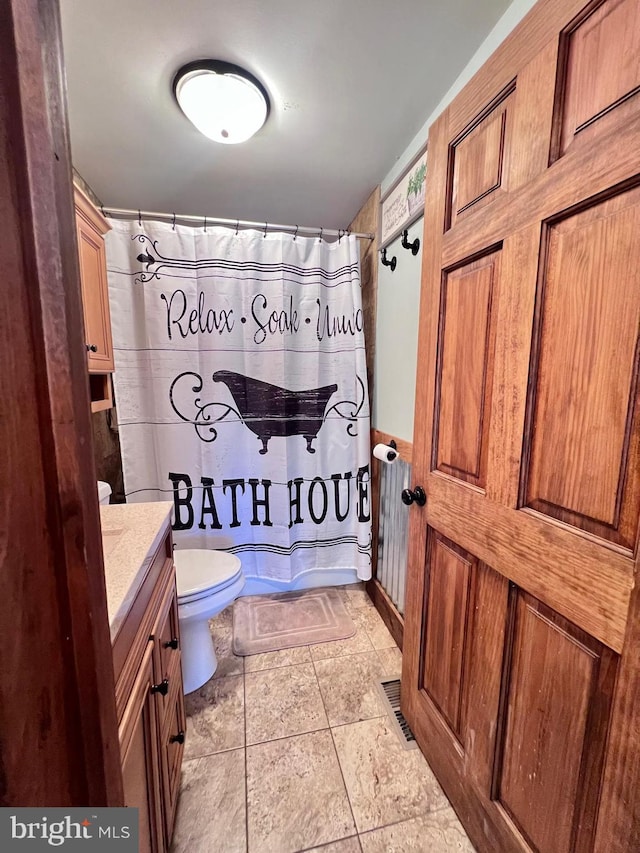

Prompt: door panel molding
[
  {"left": 433, "top": 250, "right": 501, "bottom": 487},
  {"left": 553, "top": 0, "right": 640, "bottom": 159},
  {"left": 494, "top": 592, "right": 617, "bottom": 853},
  {"left": 425, "top": 474, "right": 632, "bottom": 651},
  {"left": 419, "top": 530, "right": 476, "bottom": 740},
  {"left": 446, "top": 85, "right": 515, "bottom": 229},
  {"left": 441, "top": 120, "right": 640, "bottom": 271},
  {"left": 521, "top": 187, "right": 640, "bottom": 549}
]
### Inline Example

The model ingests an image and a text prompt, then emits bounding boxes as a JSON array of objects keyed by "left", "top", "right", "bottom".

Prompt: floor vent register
[{"left": 376, "top": 677, "right": 417, "bottom": 749}]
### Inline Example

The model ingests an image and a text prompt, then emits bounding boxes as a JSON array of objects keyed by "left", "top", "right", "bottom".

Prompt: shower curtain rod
[{"left": 102, "top": 206, "right": 375, "bottom": 241}]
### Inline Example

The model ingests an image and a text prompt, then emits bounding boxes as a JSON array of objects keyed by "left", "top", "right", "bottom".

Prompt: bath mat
[{"left": 233, "top": 588, "right": 356, "bottom": 655}]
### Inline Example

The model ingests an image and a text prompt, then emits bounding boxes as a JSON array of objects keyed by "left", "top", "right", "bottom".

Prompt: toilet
[
  {"left": 173, "top": 549, "right": 245, "bottom": 694},
  {"left": 97, "top": 481, "right": 112, "bottom": 505}
]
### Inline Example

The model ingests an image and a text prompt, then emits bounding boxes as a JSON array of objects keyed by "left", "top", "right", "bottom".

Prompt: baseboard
[{"left": 366, "top": 576, "right": 404, "bottom": 650}]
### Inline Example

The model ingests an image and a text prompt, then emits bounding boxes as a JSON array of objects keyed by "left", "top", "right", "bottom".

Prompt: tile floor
[{"left": 171, "top": 584, "right": 476, "bottom": 853}]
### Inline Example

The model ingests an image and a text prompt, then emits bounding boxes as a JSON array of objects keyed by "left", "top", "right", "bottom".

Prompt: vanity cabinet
[
  {"left": 74, "top": 185, "right": 114, "bottom": 411},
  {"left": 113, "top": 526, "right": 185, "bottom": 853}
]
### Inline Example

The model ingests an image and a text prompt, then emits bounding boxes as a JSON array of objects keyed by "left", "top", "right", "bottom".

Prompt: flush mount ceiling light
[{"left": 173, "top": 60, "right": 270, "bottom": 144}]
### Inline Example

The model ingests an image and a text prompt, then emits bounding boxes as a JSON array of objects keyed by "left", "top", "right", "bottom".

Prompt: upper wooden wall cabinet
[{"left": 74, "top": 185, "right": 114, "bottom": 410}]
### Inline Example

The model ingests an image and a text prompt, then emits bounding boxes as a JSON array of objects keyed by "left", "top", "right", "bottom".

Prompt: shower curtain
[{"left": 106, "top": 220, "right": 372, "bottom": 584}]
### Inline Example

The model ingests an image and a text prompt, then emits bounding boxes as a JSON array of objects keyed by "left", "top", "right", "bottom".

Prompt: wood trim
[
  {"left": 0, "top": 0, "right": 122, "bottom": 804},
  {"left": 366, "top": 577, "right": 404, "bottom": 650},
  {"left": 594, "top": 575, "right": 640, "bottom": 851},
  {"left": 369, "top": 426, "right": 413, "bottom": 580},
  {"left": 74, "top": 183, "right": 111, "bottom": 235},
  {"left": 368, "top": 428, "right": 412, "bottom": 643},
  {"left": 349, "top": 187, "right": 379, "bottom": 409},
  {"left": 90, "top": 373, "right": 113, "bottom": 412},
  {"left": 371, "top": 428, "right": 413, "bottom": 465}
]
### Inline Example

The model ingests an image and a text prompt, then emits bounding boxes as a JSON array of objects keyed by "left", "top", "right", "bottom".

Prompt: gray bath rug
[{"left": 233, "top": 588, "right": 356, "bottom": 655}]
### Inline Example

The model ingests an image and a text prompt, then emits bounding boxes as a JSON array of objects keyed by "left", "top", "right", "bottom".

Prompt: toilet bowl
[
  {"left": 97, "top": 481, "right": 112, "bottom": 505},
  {"left": 173, "top": 549, "right": 245, "bottom": 694}
]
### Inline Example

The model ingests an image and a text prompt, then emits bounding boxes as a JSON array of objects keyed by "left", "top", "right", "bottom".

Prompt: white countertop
[{"left": 100, "top": 501, "right": 173, "bottom": 640}]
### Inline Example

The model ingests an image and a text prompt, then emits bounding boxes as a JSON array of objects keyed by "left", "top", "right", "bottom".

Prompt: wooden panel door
[{"left": 401, "top": 1, "right": 640, "bottom": 851}]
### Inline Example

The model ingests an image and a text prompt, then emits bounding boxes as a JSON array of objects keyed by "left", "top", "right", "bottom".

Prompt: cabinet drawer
[{"left": 159, "top": 677, "right": 186, "bottom": 846}]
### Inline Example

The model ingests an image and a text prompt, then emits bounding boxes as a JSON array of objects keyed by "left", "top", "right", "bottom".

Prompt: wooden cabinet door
[
  {"left": 151, "top": 571, "right": 185, "bottom": 848},
  {"left": 401, "top": 1, "right": 640, "bottom": 852},
  {"left": 75, "top": 188, "right": 113, "bottom": 372},
  {"left": 120, "top": 642, "right": 164, "bottom": 853},
  {"left": 158, "top": 677, "right": 186, "bottom": 847}
]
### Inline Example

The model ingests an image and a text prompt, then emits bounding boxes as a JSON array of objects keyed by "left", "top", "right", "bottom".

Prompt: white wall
[
  {"left": 372, "top": 0, "right": 538, "bottom": 441},
  {"left": 373, "top": 218, "right": 423, "bottom": 442}
]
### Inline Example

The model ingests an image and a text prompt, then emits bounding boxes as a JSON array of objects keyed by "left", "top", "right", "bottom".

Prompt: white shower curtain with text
[{"left": 106, "top": 220, "right": 372, "bottom": 583}]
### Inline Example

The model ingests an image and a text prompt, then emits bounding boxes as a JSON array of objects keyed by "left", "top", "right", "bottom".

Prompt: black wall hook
[
  {"left": 401, "top": 229, "right": 420, "bottom": 255},
  {"left": 381, "top": 248, "right": 397, "bottom": 272}
]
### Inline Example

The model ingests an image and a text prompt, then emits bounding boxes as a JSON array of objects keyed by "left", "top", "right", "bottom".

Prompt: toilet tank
[{"left": 97, "top": 481, "right": 112, "bottom": 505}]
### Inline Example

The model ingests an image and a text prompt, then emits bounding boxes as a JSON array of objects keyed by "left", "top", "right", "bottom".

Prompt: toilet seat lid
[{"left": 174, "top": 549, "right": 242, "bottom": 601}]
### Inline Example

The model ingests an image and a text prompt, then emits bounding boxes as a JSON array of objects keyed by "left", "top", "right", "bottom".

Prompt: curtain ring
[
  {"left": 204, "top": 215, "right": 207, "bottom": 232},
  {"left": 235, "top": 220, "right": 240, "bottom": 236},
  {"left": 172, "top": 212, "right": 176, "bottom": 231},
  {"left": 264, "top": 221, "right": 268, "bottom": 238},
  {"left": 293, "top": 225, "right": 299, "bottom": 241},
  {"left": 138, "top": 209, "right": 142, "bottom": 226},
  {"left": 318, "top": 226, "right": 323, "bottom": 244},
  {"left": 338, "top": 229, "right": 343, "bottom": 244},
  {"left": 100, "top": 204, "right": 107, "bottom": 218}
]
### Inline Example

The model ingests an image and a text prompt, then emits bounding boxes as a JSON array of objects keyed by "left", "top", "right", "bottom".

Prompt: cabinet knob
[
  {"left": 164, "top": 637, "right": 179, "bottom": 650},
  {"left": 170, "top": 731, "right": 185, "bottom": 745},
  {"left": 151, "top": 678, "right": 169, "bottom": 696},
  {"left": 86, "top": 343, "right": 98, "bottom": 352}
]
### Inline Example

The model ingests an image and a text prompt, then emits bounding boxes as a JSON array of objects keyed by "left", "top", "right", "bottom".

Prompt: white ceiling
[{"left": 60, "top": 0, "right": 511, "bottom": 229}]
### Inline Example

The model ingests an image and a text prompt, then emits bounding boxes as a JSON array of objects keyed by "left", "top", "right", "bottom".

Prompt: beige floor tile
[
  {"left": 244, "top": 643, "right": 312, "bottom": 673},
  {"left": 171, "top": 751, "right": 246, "bottom": 853},
  {"left": 247, "top": 729, "right": 355, "bottom": 853},
  {"left": 309, "top": 628, "right": 374, "bottom": 661},
  {"left": 306, "top": 837, "right": 362, "bottom": 852},
  {"left": 314, "top": 652, "right": 386, "bottom": 726},
  {"left": 183, "top": 674, "right": 244, "bottom": 760},
  {"left": 359, "top": 807, "right": 476, "bottom": 852},
  {"left": 208, "top": 613, "right": 244, "bottom": 678},
  {"left": 344, "top": 588, "right": 375, "bottom": 610},
  {"left": 332, "top": 717, "right": 448, "bottom": 833},
  {"left": 245, "top": 662, "right": 328, "bottom": 745},
  {"left": 352, "top": 607, "right": 397, "bottom": 650},
  {"left": 376, "top": 646, "right": 403, "bottom": 678}
]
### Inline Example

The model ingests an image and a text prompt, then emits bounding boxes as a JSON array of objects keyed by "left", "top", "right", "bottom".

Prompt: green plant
[{"left": 406, "top": 162, "right": 426, "bottom": 198}]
